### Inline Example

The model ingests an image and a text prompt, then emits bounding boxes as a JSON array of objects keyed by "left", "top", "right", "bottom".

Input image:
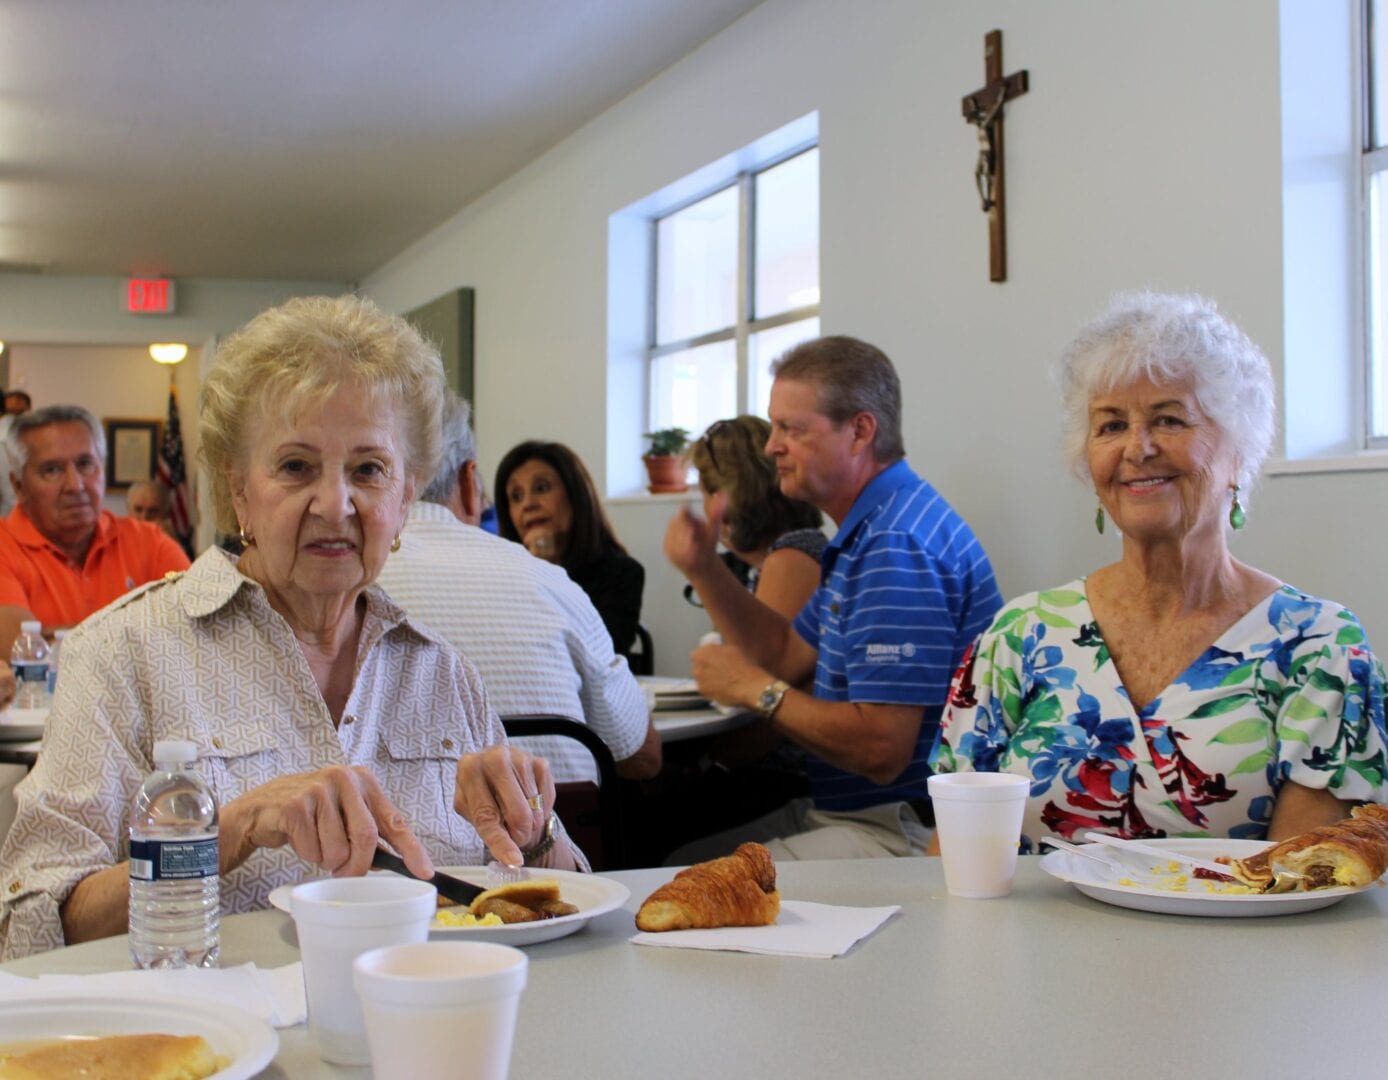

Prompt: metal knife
[{"left": 371, "top": 848, "right": 484, "bottom": 906}]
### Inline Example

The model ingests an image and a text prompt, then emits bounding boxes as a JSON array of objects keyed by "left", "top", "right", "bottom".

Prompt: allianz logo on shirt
[{"left": 865, "top": 642, "right": 916, "bottom": 663}]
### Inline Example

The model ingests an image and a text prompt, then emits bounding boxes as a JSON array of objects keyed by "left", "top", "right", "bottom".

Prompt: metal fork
[{"left": 486, "top": 860, "right": 527, "bottom": 886}]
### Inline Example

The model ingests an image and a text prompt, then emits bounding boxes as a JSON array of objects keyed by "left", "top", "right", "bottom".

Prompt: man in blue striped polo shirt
[{"left": 666, "top": 335, "right": 1003, "bottom": 860}]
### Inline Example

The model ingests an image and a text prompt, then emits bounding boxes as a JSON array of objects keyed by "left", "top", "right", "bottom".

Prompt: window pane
[
  {"left": 753, "top": 148, "right": 820, "bottom": 319},
  {"left": 1371, "top": 171, "right": 1388, "bottom": 435},
  {"left": 656, "top": 186, "right": 738, "bottom": 344},
  {"left": 749, "top": 317, "right": 821, "bottom": 418},
  {"left": 651, "top": 339, "right": 737, "bottom": 439}
]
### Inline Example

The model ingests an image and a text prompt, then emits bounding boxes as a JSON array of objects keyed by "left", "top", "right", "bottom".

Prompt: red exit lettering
[{"left": 125, "top": 278, "right": 175, "bottom": 314}]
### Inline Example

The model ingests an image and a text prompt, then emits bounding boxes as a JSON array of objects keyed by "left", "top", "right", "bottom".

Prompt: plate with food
[
  {"left": 635, "top": 675, "right": 711, "bottom": 712},
  {"left": 0, "top": 994, "right": 277, "bottom": 1079},
  {"left": 270, "top": 867, "right": 630, "bottom": 946},
  {"left": 1039, "top": 809, "right": 1388, "bottom": 918}
]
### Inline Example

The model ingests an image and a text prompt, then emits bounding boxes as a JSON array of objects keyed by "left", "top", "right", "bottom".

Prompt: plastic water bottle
[
  {"left": 129, "top": 740, "right": 220, "bottom": 969},
  {"left": 44, "top": 629, "right": 65, "bottom": 697},
  {"left": 9, "top": 621, "right": 49, "bottom": 710}
]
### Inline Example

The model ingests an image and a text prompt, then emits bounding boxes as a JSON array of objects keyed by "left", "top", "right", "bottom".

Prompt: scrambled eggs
[
  {"left": 434, "top": 909, "right": 505, "bottom": 928},
  {"left": 1115, "top": 861, "right": 1257, "bottom": 895}
]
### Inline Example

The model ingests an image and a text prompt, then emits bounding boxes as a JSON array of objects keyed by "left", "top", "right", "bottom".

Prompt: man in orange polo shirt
[{"left": 0, "top": 405, "right": 190, "bottom": 656}]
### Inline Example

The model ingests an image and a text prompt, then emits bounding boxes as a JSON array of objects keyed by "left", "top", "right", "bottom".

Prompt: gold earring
[
  {"left": 390, "top": 534, "right": 402, "bottom": 553},
  {"left": 238, "top": 525, "right": 254, "bottom": 548}
]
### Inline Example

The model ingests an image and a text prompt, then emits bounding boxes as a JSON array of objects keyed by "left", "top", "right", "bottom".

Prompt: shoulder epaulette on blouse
[{"left": 104, "top": 570, "right": 185, "bottom": 612}]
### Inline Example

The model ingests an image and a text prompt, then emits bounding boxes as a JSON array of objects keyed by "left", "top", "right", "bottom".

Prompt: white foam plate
[
  {"left": 0, "top": 994, "right": 277, "bottom": 1079},
  {"left": 1039, "top": 837, "right": 1371, "bottom": 917},
  {"left": 270, "top": 867, "right": 630, "bottom": 946}
]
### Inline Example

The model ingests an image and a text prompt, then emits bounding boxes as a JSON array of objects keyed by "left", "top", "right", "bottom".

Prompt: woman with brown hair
[
  {"left": 684, "top": 415, "right": 825, "bottom": 619},
  {"left": 643, "top": 416, "right": 827, "bottom": 864}
]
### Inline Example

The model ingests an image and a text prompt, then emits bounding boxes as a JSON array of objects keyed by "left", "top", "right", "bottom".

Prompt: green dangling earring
[
  {"left": 1228, "top": 484, "right": 1246, "bottom": 531},
  {"left": 1095, "top": 505, "right": 1105, "bottom": 535}
]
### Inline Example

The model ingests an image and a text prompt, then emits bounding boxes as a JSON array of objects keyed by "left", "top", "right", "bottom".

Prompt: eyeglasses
[{"left": 699, "top": 419, "right": 737, "bottom": 477}]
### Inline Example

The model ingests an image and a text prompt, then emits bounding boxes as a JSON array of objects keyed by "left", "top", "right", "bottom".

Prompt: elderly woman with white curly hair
[
  {"left": 932, "top": 292, "right": 1388, "bottom": 849},
  {"left": 0, "top": 294, "right": 584, "bottom": 960}
]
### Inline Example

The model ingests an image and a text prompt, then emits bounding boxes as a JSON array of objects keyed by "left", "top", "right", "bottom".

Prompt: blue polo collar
[{"left": 825, "top": 459, "right": 919, "bottom": 554}]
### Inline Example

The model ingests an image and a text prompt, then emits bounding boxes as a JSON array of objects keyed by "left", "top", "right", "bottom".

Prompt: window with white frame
[
  {"left": 647, "top": 146, "right": 820, "bottom": 438},
  {"left": 1367, "top": 0, "right": 1388, "bottom": 442}
]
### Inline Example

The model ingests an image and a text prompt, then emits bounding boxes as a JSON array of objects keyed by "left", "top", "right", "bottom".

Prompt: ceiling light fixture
[{"left": 149, "top": 343, "right": 187, "bottom": 365}]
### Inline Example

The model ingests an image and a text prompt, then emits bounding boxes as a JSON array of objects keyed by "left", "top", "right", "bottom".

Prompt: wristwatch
[
  {"left": 756, "top": 679, "right": 791, "bottom": 718},
  {"left": 520, "top": 811, "right": 559, "bottom": 863}
]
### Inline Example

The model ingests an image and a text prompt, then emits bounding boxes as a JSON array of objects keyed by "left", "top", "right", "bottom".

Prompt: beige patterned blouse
[{"left": 0, "top": 547, "right": 539, "bottom": 960}]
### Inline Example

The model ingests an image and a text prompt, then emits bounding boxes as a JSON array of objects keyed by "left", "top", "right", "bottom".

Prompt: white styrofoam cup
[
  {"left": 289, "top": 875, "right": 438, "bottom": 1064},
  {"left": 927, "top": 772, "right": 1030, "bottom": 898},
  {"left": 354, "top": 941, "right": 529, "bottom": 1080}
]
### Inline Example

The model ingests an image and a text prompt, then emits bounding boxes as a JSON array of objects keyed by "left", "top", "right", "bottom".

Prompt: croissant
[
  {"left": 1222, "top": 803, "right": 1388, "bottom": 892},
  {"left": 636, "top": 842, "right": 780, "bottom": 931}
]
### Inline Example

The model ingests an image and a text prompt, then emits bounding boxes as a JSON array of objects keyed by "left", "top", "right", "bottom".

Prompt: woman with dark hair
[
  {"left": 496, "top": 440, "right": 644, "bottom": 657},
  {"left": 685, "top": 415, "right": 826, "bottom": 619}
]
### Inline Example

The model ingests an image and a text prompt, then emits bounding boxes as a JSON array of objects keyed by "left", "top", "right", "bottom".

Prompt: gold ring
[{"left": 527, "top": 794, "right": 543, "bottom": 811}]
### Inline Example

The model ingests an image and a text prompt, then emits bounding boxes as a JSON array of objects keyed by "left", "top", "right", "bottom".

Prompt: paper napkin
[
  {"left": 630, "top": 900, "right": 899, "bottom": 958},
  {"left": 0, "top": 962, "right": 306, "bottom": 1028}
]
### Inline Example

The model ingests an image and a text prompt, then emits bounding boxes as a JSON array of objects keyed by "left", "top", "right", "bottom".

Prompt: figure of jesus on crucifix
[{"left": 961, "top": 29, "right": 1029, "bottom": 282}]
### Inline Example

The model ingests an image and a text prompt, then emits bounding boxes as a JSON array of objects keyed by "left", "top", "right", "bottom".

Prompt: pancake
[{"left": 0, "top": 1032, "right": 223, "bottom": 1080}]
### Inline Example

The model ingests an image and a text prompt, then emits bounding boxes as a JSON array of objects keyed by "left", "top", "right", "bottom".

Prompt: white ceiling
[{"left": 0, "top": 0, "right": 764, "bottom": 282}]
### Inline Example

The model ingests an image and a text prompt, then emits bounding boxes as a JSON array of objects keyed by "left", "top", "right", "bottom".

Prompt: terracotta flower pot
[{"left": 643, "top": 454, "right": 688, "bottom": 494}]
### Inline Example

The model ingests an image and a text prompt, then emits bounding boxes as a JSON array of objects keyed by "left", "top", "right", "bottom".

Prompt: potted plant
[{"left": 642, "top": 427, "right": 690, "bottom": 493}]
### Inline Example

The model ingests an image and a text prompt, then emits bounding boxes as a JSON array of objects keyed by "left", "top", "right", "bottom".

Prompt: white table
[
  {"left": 638, "top": 676, "right": 754, "bottom": 743},
  {"left": 0, "top": 707, "right": 47, "bottom": 772},
  {"left": 3, "top": 857, "right": 1385, "bottom": 1078},
  {"left": 651, "top": 705, "right": 754, "bottom": 743}
]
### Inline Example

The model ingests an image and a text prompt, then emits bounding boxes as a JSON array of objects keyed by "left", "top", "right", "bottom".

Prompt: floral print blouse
[{"left": 931, "top": 581, "right": 1388, "bottom": 849}]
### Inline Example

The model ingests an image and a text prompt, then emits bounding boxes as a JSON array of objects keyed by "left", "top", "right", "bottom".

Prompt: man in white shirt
[{"left": 376, "top": 394, "right": 660, "bottom": 784}]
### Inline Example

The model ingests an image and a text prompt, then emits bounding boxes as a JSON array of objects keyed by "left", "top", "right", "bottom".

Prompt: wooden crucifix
[{"left": 961, "top": 29, "right": 1028, "bottom": 282}]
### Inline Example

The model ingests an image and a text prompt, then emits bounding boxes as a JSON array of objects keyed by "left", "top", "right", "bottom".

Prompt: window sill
[
  {"left": 607, "top": 491, "right": 700, "bottom": 506},
  {"left": 1264, "top": 451, "right": 1388, "bottom": 476}
]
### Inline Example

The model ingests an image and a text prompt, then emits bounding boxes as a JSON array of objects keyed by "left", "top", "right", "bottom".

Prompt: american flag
[{"left": 156, "top": 385, "right": 195, "bottom": 557}]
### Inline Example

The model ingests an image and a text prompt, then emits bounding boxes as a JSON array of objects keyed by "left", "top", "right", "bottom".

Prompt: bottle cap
[
  {"left": 19, "top": 620, "right": 40, "bottom": 634},
  {"left": 152, "top": 739, "right": 198, "bottom": 766}
]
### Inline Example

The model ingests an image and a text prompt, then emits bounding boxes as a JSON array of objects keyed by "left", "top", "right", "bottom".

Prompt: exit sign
[{"left": 125, "top": 278, "right": 176, "bottom": 315}]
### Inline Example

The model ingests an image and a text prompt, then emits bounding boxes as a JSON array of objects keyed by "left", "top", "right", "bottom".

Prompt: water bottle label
[
  {"left": 12, "top": 662, "right": 46, "bottom": 684},
  {"left": 129, "top": 836, "right": 218, "bottom": 881}
]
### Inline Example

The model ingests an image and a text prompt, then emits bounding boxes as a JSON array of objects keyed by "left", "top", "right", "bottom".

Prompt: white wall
[{"left": 362, "top": 0, "right": 1388, "bottom": 673}]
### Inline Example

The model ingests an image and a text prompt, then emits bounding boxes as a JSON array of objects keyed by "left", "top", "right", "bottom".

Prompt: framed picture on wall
[{"left": 102, "top": 417, "right": 163, "bottom": 491}]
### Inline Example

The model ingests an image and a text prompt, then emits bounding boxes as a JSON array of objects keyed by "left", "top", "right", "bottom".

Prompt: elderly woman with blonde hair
[
  {"left": 0, "top": 295, "right": 583, "bottom": 960},
  {"left": 932, "top": 292, "right": 1388, "bottom": 850}
]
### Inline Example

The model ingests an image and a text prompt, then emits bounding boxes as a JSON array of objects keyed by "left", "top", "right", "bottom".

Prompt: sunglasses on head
[{"left": 699, "top": 419, "right": 739, "bottom": 477}]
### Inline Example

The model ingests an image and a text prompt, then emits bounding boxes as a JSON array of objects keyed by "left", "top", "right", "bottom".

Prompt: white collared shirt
[{"left": 376, "top": 503, "right": 649, "bottom": 783}]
